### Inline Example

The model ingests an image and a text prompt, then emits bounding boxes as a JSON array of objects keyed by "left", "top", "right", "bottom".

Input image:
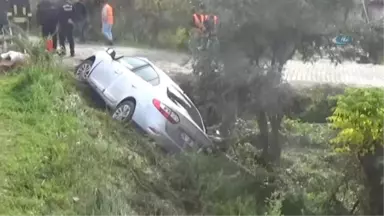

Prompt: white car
[{"left": 75, "top": 48, "right": 213, "bottom": 152}]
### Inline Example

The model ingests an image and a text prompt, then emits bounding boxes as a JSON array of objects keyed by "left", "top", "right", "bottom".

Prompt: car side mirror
[{"left": 106, "top": 48, "right": 116, "bottom": 60}]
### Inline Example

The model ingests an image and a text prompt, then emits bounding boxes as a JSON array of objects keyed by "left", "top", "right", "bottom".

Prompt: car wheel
[
  {"left": 75, "top": 60, "right": 92, "bottom": 82},
  {"left": 112, "top": 100, "right": 136, "bottom": 123}
]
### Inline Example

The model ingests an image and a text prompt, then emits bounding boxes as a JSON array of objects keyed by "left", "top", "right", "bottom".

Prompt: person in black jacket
[
  {"left": 73, "top": 0, "right": 88, "bottom": 43},
  {"left": 36, "top": 0, "right": 59, "bottom": 50},
  {"left": 58, "top": 0, "right": 76, "bottom": 57}
]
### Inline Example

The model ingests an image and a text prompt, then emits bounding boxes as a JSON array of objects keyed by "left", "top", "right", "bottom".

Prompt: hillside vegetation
[
  {"left": 0, "top": 54, "right": 381, "bottom": 215},
  {"left": 0, "top": 58, "right": 142, "bottom": 214},
  {"left": 1, "top": 0, "right": 383, "bottom": 214}
]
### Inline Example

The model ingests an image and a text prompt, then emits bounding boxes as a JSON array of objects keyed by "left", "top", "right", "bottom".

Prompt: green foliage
[
  {"left": 133, "top": 148, "right": 359, "bottom": 215},
  {"left": 283, "top": 119, "right": 336, "bottom": 148},
  {"left": 264, "top": 191, "right": 283, "bottom": 216},
  {"left": 157, "top": 27, "right": 189, "bottom": 50},
  {"left": 328, "top": 88, "right": 384, "bottom": 154},
  {"left": 294, "top": 85, "right": 345, "bottom": 123}
]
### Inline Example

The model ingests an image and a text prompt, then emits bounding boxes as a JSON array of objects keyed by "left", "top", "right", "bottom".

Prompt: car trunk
[
  {"left": 164, "top": 110, "right": 212, "bottom": 150},
  {"left": 166, "top": 86, "right": 205, "bottom": 132},
  {"left": 164, "top": 86, "right": 211, "bottom": 149}
]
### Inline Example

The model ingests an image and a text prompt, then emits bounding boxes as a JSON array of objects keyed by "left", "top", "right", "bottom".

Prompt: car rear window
[
  {"left": 134, "top": 66, "right": 160, "bottom": 86},
  {"left": 167, "top": 87, "right": 205, "bottom": 131},
  {"left": 119, "top": 57, "right": 147, "bottom": 69}
]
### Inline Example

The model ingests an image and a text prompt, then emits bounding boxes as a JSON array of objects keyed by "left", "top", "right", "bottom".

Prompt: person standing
[
  {"left": 36, "top": 0, "right": 59, "bottom": 51},
  {"left": 101, "top": 0, "right": 113, "bottom": 45},
  {"left": 73, "top": 0, "right": 88, "bottom": 43},
  {"left": 190, "top": 3, "right": 206, "bottom": 51},
  {"left": 58, "top": 0, "right": 76, "bottom": 57}
]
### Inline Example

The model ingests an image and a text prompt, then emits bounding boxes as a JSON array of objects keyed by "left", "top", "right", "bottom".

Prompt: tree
[
  {"left": 328, "top": 88, "right": 384, "bottom": 215},
  {"left": 189, "top": 0, "right": 370, "bottom": 163}
]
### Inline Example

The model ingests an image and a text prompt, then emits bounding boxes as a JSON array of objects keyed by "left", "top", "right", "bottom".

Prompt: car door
[
  {"left": 102, "top": 60, "right": 139, "bottom": 104},
  {"left": 88, "top": 58, "right": 121, "bottom": 92},
  {"left": 103, "top": 62, "right": 160, "bottom": 105}
]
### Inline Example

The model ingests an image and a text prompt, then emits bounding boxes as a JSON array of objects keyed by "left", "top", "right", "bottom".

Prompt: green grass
[{"left": 0, "top": 60, "right": 149, "bottom": 214}]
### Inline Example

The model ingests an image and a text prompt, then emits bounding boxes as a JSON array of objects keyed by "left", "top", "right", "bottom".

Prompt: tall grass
[{"left": 0, "top": 57, "right": 148, "bottom": 214}]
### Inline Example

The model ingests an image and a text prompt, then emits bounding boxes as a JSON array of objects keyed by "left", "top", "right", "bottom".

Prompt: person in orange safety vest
[
  {"left": 101, "top": 0, "right": 113, "bottom": 45},
  {"left": 190, "top": 3, "right": 219, "bottom": 51}
]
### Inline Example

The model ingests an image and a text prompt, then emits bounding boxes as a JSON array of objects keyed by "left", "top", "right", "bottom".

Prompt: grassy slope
[
  {"left": 0, "top": 58, "right": 259, "bottom": 215},
  {"left": 0, "top": 57, "right": 358, "bottom": 215},
  {"left": 0, "top": 60, "right": 150, "bottom": 214}
]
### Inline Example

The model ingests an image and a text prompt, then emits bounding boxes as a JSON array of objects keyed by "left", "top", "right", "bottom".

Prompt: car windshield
[{"left": 166, "top": 87, "right": 205, "bottom": 131}]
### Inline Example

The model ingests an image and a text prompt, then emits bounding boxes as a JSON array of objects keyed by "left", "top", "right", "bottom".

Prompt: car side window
[{"left": 134, "top": 66, "right": 160, "bottom": 86}]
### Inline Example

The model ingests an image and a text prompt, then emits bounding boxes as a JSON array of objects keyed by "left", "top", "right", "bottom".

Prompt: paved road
[
  {"left": 30, "top": 37, "right": 384, "bottom": 87},
  {"left": 284, "top": 60, "right": 384, "bottom": 87}
]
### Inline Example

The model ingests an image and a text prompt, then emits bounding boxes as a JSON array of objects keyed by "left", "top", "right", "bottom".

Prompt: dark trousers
[
  {"left": 74, "top": 19, "right": 87, "bottom": 42},
  {"left": 59, "top": 23, "right": 74, "bottom": 55},
  {"left": 41, "top": 23, "right": 58, "bottom": 49}
]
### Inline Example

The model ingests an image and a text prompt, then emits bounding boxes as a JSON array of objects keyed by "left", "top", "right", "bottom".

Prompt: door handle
[
  {"left": 132, "top": 84, "right": 136, "bottom": 88},
  {"left": 114, "top": 70, "right": 121, "bottom": 74}
]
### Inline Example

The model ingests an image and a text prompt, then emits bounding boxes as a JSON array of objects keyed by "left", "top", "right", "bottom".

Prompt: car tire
[
  {"left": 111, "top": 100, "right": 136, "bottom": 123},
  {"left": 75, "top": 60, "right": 93, "bottom": 82}
]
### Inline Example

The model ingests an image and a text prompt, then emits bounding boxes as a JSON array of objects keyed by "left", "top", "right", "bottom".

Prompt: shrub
[
  {"left": 157, "top": 27, "right": 189, "bottom": 50},
  {"left": 292, "top": 85, "right": 345, "bottom": 123},
  {"left": 282, "top": 118, "right": 336, "bottom": 148}
]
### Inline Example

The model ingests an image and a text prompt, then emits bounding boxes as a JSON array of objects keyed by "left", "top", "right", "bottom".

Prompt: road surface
[{"left": 30, "top": 37, "right": 384, "bottom": 87}]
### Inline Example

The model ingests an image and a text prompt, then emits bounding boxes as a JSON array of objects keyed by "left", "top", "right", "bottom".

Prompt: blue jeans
[{"left": 102, "top": 22, "right": 113, "bottom": 41}]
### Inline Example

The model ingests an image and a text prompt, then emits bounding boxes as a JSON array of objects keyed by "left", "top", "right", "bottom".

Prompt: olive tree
[{"left": 190, "top": 0, "right": 368, "bottom": 162}]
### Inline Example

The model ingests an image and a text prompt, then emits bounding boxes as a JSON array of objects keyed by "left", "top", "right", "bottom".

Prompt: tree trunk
[
  {"left": 256, "top": 110, "right": 269, "bottom": 160},
  {"left": 358, "top": 146, "right": 384, "bottom": 215},
  {"left": 269, "top": 114, "right": 283, "bottom": 163},
  {"left": 219, "top": 96, "right": 238, "bottom": 138}
]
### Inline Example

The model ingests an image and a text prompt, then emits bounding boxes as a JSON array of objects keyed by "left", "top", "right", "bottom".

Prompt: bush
[
  {"left": 289, "top": 85, "right": 345, "bottom": 123},
  {"left": 282, "top": 118, "right": 336, "bottom": 148},
  {"left": 157, "top": 27, "right": 189, "bottom": 50},
  {"left": 328, "top": 87, "right": 384, "bottom": 154}
]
